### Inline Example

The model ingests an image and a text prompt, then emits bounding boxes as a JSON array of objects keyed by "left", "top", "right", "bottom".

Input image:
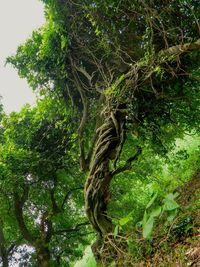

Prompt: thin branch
[
  {"left": 64, "top": 231, "right": 94, "bottom": 239},
  {"left": 73, "top": 64, "right": 93, "bottom": 87},
  {"left": 7, "top": 243, "right": 17, "bottom": 254},
  {"left": 50, "top": 189, "right": 60, "bottom": 214},
  {"left": 40, "top": 211, "right": 52, "bottom": 243},
  {"left": 112, "top": 146, "right": 142, "bottom": 176},
  {"left": 50, "top": 177, "right": 61, "bottom": 214},
  {"left": 61, "top": 187, "right": 83, "bottom": 210},
  {"left": 70, "top": 57, "right": 89, "bottom": 171},
  {"left": 65, "top": 83, "right": 75, "bottom": 107},
  {"left": 53, "top": 222, "right": 90, "bottom": 235}
]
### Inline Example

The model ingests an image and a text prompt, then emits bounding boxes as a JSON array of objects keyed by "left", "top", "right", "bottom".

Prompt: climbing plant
[{"left": 6, "top": 0, "right": 200, "bottom": 265}]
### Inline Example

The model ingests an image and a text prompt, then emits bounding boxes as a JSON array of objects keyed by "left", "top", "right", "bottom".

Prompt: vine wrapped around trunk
[
  {"left": 85, "top": 106, "right": 126, "bottom": 232},
  {"left": 84, "top": 104, "right": 127, "bottom": 262}
]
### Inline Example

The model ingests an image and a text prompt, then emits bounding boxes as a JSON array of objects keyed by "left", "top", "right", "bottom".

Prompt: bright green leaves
[
  {"left": 142, "top": 207, "right": 162, "bottom": 239},
  {"left": 3, "top": 0, "right": 200, "bottom": 264},
  {"left": 61, "top": 35, "right": 68, "bottom": 50},
  {"left": 146, "top": 192, "right": 158, "bottom": 209},
  {"left": 113, "top": 212, "right": 133, "bottom": 239},
  {"left": 39, "top": 18, "right": 68, "bottom": 59},
  {"left": 6, "top": 17, "right": 69, "bottom": 93},
  {"left": 119, "top": 212, "right": 133, "bottom": 227},
  {"left": 105, "top": 74, "right": 125, "bottom": 97},
  {"left": 149, "top": 206, "right": 162, "bottom": 218},
  {"left": 142, "top": 193, "right": 161, "bottom": 239},
  {"left": 114, "top": 225, "right": 119, "bottom": 239},
  {"left": 113, "top": 191, "right": 180, "bottom": 240},
  {"left": 142, "top": 192, "right": 179, "bottom": 239},
  {"left": 142, "top": 213, "right": 155, "bottom": 240},
  {"left": 0, "top": 95, "right": 86, "bottom": 265},
  {"left": 163, "top": 193, "right": 180, "bottom": 211}
]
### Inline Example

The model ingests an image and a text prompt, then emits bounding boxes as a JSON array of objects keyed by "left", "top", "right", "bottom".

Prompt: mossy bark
[{"left": 85, "top": 107, "right": 126, "bottom": 263}]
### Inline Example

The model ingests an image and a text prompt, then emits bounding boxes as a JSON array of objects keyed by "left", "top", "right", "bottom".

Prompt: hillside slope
[{"left": 138, "top": 171, "right": 200, "bottom": 267}]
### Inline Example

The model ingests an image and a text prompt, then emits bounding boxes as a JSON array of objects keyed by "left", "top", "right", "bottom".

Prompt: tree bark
[
  {"left": 35, "top": 243, "right": 51, "bottom": 267},
  {"left": 14, "top": 188, "right": 52, "bottom": 266},
  {"left": 0, "top": 251, "right": 8, "bottom": 267},
  {"left": 0, "top": 221, "right": 9, "bottom": 267},
  {"left": 13, "top": 187, "right": 35, "bottom": 244},
  {"left": 84, "top": 106, "right": 126, "bottom": 262}
]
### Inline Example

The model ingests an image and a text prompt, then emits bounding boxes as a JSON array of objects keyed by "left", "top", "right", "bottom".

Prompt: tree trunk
[
  {"left": 0, "top": 251, "right": 9, "bottom": 267},
  {"left": 0, "top": 221, "right": 9, "bottom": 267},
  {"left": 85, "top": 106, "right": 126, "bottom": 263},
  {"left": 36, "top": 243, "right": 51, "bottom": 267}
]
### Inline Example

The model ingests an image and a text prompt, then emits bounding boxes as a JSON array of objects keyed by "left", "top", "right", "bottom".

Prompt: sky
[{"left": 0, "top": 0, "right": 45, "bottom": 114}]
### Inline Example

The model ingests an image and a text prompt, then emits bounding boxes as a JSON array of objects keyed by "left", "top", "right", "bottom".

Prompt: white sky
[{"left": 0, "top": 0, "right": 45, "bottom": 114}]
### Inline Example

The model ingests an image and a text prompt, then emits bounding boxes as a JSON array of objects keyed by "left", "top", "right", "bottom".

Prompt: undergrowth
[{"left": 74, "top": 135, "right": 200, "bottom": 266}]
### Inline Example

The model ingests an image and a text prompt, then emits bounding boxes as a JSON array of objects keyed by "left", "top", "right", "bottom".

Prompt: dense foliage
[{"left": 1, "top": 0, "right": 200, "bottom": 266}]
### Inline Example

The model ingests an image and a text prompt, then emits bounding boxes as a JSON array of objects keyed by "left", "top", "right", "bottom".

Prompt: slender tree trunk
[
  {"left": 36, "top": 243, "right": 51, "bottom": 267},
  {"left": 85, "top": 106, "right": 126, "bottom": 263},
  {"left": 0, "top": 221, "right": 9, "bottom": 267},
  {"left": 0, "top": 251, "right": 9, "bottom": 267}
]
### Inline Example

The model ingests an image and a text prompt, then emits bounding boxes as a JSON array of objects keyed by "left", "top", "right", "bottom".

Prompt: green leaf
[
  {"left": 119, "top": 213, "right": 133, "bottom": 226},
  {"left": 114, "top": 225, "right": 119, "bottom": 239},
  {"left": 146, "top": 193, "right": 158, "bottom": 209},
  {"left": 61, "top": 35, "right": 68, "bottom": 50},
  {"left": 166, "top": 209, "right": 178, "bottom": 223},
  {"left": 150, "top": 206, "right": 162, "bottom": 218},
  {"left": 143, "top": 216, "right": 154, "bottom": 239},
  {"left": 172, "top": 192, "right": 179, "bottom": 199},
  {"left": 142, "top": 210, "right": 148, "bottom": 225},
  {"left": 163, "top": 199, "right": 179, "bottom": 211},
  {"left": 165, "top": 192, "right": 179, "bottom": 200}
]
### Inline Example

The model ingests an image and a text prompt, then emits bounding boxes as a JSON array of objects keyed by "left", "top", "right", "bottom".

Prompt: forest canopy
[{"left": 1, "top": 0, "right": 200, "bottom": 266}]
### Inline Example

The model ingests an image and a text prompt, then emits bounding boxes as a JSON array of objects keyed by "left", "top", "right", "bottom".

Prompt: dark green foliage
[
  {"left": 2, "top": 0, "right": 200, "bottom": 265},
  {"left": 172, "top": 216, "right": 193, "bottom": 238},
  {"left": 0, "top": 97, "right": 90, "bottom": 266}
]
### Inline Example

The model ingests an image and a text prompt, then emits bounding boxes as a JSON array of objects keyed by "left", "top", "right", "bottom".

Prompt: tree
[
  {"left": 0, "top": 97, "right": 90, "bottom": 266},
  {"left": 7, "top": 0, "right": 200, "bottom": 264}
]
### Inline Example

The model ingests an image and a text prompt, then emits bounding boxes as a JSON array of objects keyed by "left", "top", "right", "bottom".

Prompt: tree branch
[
  {"left": 50, "top": 177, "right": 61, "bottom": 215},
  {"left": 112, "top": 146, "right": 142, "bottom": 176},
  {"left": 70, "top": 58, "right": 89, "bottom": 171},
  {"left": 7, "top": 243, "right": 16, "bottom": 254},
  {"left": 61, "top": 187, "right": 83, "bottom": 210},
  {"left": 159, "top": 38, "right": 200, "bottom": 58},
  {"left": 53, "top": 222, "right": 90, "bottom": 235},
  {"left": 40, "top": 211, "right": 52, "bottom": 243},
  {"left": 13, "top": 185, "right": 35, "bottom": 244}
]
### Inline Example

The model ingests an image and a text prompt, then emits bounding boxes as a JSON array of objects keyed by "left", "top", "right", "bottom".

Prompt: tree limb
[
  {"left": 61, "top": 187, "right": 83, "bottom": 210},
  {"left": 53, "top": 222, "right": 90, "bottom": 235},
  {"left": 112, "top": 146, "right": 142, "bottom": 176},
  {"left": 70, "top": 58, "right": 89, "bottom": 171},
  {"left": 50, "top": 177, "right": 61, "bottom": 214},
  {"left": 159, "top": 38, "right": 200, "bottom": 58},
  {"left": 13, "top": 185, "right": 35, "bottom": 244},
  {"left": 40, "top": 211, "right": 52, "bottom": 243}
]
